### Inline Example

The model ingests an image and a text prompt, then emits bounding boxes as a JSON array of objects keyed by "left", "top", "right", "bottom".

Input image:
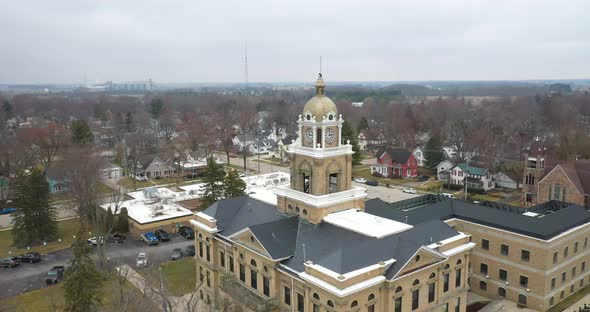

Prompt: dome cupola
[{"left": 302, "top": 73, "right": 338, "bottom": 123}]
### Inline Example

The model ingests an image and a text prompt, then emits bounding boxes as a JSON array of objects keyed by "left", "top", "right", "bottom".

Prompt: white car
[
  {"left": 87, "top": 236, "right": 105, "bottom": 246},
  {"left": 136, "top": 252, "right": 149, "bottom": 268},
  {"left": 403, "top": 188, "right": 417, "bottom": 194},
  {"left": 354, "top": 178, "right": 367, "bottom": 183}
]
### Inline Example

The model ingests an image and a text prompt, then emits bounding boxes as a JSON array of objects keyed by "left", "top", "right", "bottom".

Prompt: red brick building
[{"left": 371, "top": 148, "right": 418, "bottom": 178}]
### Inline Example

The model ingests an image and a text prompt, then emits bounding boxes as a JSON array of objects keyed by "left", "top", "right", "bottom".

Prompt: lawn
[
  {"left": 0, "top": 217, "right": 90, "bottom": 258},
  {"left": 252, "top": 157, "right": 288, "bottom": 167},
  {"left": 351, "top": 168, "right": 410, "bottom": 186},
  {"left": 547, "top": 282, "right": 590, "bottom": 312},
  {"left": 139, "top": 258, "right": 196, "bottom": 296},
  {"left": 49, "top": 183, "right": 114, "bottom": 203},
  {"left": 0, "top": 275, "right": 152, "bottom": 312},
  {"left": 117, "top": 177, "right": 154, "bottom": 190}
]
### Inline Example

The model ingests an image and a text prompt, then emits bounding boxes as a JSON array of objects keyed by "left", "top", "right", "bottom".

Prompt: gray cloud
[{"left": 0, "top": 0, "right": 588, "bottom": 83}]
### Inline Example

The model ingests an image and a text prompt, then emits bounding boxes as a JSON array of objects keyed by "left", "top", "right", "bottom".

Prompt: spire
[{"left": 315, "top": 73, "right": 325, "bottom": 96}]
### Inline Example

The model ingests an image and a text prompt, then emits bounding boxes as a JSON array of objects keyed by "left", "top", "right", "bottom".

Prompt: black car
[
  {"left": 185, "top": 244, "right": 195, "bottom": 257},
  {"left": 154, "top": 229, "right": 171, "bottom": 242},
  {"left": 418, "top": 175, "right": 429, "bottom": 182},
  {"left": 107, "top": 233, "right": 126, "bottom": 244},
  {"left": 46, "top": 266, "right": 65, "bottom": 285},
  {"left": 18, "top": 252, "right": 41, "bottom": 263},
  {"left": 178, "top": 226, "right": 194, "bottom": 239},
  {"left": 365, "top": 180, "right": 379, "bottom": 186},
  {"left": 0, "top": 257, "right": 20, "bottom": 268}
]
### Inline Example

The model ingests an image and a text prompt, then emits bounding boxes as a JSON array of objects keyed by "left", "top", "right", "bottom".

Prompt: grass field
[
  {"left": 139, "top": 258, "right": 196, "bottom": 297},
  {"left": 0, "top": 217, "right": 90, "bottom": 258},
  {"left": 0, "top": 275, "right": 150, "bottom": 312},
  {"left": 351, "top": 168, "right": 409, "bottom": 186}
]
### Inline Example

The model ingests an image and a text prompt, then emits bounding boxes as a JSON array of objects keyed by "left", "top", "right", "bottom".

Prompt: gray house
[{"left": 131, "top": 155, "right": 173, "bottom": 181}]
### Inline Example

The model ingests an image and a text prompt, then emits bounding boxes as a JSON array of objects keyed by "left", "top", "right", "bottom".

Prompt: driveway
[{"left": 0, "top": 234, "right": 195, "bottom": 299}]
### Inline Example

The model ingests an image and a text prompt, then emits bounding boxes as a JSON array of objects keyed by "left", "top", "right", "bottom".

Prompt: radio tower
[{"left": 244, "top": 41, "right": 249, "bottom": 91}]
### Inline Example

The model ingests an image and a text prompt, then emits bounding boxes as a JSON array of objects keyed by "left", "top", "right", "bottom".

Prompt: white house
[
  {"left": 100, "top": 163, "right": 123, "bottom": 181},
  {"left": 494, "top": 172, "right": 521, "bottom": 189},
  {"left": 436, "top": 160, "right": 455, "bottom": 181},
  {"left": 357, "top": 129, "right": 387, "bottom": 151},
  {"left": 274, "top": 134, "right": 299, "bottom": 161},
  {"left": 442, "top": 146, "right": 458, "bottom": 160},
  {"left": 449, "top": 162, "right": 495, "bottom": 192},
  {"left": 412, "top": 147, "right": 425, "bottom": 167}
]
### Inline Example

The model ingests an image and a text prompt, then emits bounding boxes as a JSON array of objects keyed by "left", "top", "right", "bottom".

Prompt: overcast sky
[{"left": 1, "top": 0, "right": 588, "bottom": 84}]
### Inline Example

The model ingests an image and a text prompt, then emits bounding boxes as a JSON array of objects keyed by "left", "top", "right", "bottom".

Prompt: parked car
[
  {"left": 178, "top": 226, "right": 194, "bottom": 239},
  {"left": 441, "top": 193, "right": 455, "bottom": 199},
  {"left": 418, "top": 175, "right": 429, "bottom": 182},
  {"left": 0, "top": 257, "right": 20, "bottom": 268},
  {"left": 354, "top": 178, "right": 367, "bottom": 183},
  {"left": 365, "top": 180, "right": 379, "bottom": 186},
  {"left": 0, "top": 207, "right": 16, "bottom": 215},
  {"left": 185, "top": 245, "right": 195, "bottom": 256},
  {"left": 87, "top": 236, "right": 105, "bottom": 246},
  {"left": 18, "top": 252, "right": 41, "bottom": 263},
  {"left": 107, "top": 233, "right": 126, "bottom": 244},
  {"left": 141, "top": 232, "right": 159, "bottom": 246},
  {"left": 154, "top": 229, "right": 171, "bottom": 242},
  {"left": 136, "top": 252, "right": 149, "bottom": 268},
  {"left": 46, "top": 266, "right": 65, "bottom": 285},
  {"left": 238, "top": 172, "right": 246, "bottom": 178},
  {"left": 403, "top": 188, "right": 417, "bottom": 194},
  {"left": 171, "top": 248, "right": 183, "bottom": 260}
]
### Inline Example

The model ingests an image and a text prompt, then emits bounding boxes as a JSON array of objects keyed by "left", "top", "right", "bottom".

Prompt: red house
[{"left": 371, "top": 148, "right": 418, "bottom": 178}]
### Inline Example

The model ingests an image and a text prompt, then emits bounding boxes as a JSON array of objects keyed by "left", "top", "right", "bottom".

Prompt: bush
[{"left": 372, "top": 171, "right": 383, "bottom": 178}]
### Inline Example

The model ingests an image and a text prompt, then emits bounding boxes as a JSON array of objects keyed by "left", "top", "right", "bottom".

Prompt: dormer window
[
  {"left": 306, "top": 114, "right": 311, "bottom": 121},
  {"left": 328, "top": 114, "right": 334, "bottom": 121}
]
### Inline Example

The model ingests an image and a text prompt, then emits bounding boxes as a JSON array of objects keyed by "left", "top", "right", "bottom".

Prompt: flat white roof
[
  {"left": 101, "top": 199, "right": 193, "bottom": 224},
  {"left": 522, "top": 211, "right": 540, "bottom": 217},
  {"left": 323, "top": 209, "right": 414, "bottom": 239},
  {"left": 244, "top": 172, "right": 290, "bottom": 205}
]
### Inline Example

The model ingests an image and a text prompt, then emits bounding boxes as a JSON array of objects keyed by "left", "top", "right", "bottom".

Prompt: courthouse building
[{"left": 191, "top": 74, "right": 590, "bottom": 312}]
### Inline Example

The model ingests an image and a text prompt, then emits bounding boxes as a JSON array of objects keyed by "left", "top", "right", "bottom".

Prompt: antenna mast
[{"left": 244, "top": 41, "right": 249, "bottom": 90}]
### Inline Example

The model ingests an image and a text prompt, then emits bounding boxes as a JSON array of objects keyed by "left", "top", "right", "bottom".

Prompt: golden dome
[{"left": 303, "top": 74, "right": 338, "bottom": 122}]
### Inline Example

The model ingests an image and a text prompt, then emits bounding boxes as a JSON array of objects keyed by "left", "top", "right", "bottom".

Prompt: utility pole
[{"left": 464, "top": 158, "right": 469, "bottom": 200}]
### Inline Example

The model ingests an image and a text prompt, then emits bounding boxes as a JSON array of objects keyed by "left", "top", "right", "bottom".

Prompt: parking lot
[
  {"left": 0, "top": 233, "right": 195, "bottom": 299},
  {"left": 352, "top": 181, "right": 419, "bottom": 202}
]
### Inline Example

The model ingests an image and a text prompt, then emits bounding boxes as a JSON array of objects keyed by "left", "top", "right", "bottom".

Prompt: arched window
[
  {"left": 498, "top": 287, "right": 506, "bottom": 297},
  {"left": 395, "top": 286, "right": 403, "bottom": 293},
  {"left": 518, "top": 294, "right": 527, "bottom": 305},
  {"left": 560, "top": 291, "right": 565, "bottom": 299},
  {"left": 303, "top": 209, "right": 308, "bottom": 216},
  {"left": 444, "top": 264, "right": 450, "bottom": 270},
  {"left": 429, "top": 272, "right": 436, "bottom": 279},
  {"left": 368, "top": 294, "right": 375, "bottom": 301},
  {"left": 550, "top": 297, "right": 554, "bottom": 306},
  {"left": 295, "top": 206, "right": 300, "bottom": 213},
  {"left": 313, "top": 293, "right": 319, "bottom": 300},
  {"left": 351, "top": 300, "right": 358, "bottom": 307},
  {"left": 250, "top": 259, "right": 257, "bottom": 267},
  {"left": 327, "top": 300, "right": 334, "bottom": 307},
  {"left": 456, "top": 259, "right": 462, "bottom": 265},
  {"left": 316, "top": 128, "right": 322, "bottom": 146},
  {"left": 413, "top": 279, "right": 420, "bottom": 286}
]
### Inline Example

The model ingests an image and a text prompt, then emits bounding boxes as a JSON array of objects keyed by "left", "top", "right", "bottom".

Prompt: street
[{"left": 0, "top": 234, "right": 195, "bottom": 299}]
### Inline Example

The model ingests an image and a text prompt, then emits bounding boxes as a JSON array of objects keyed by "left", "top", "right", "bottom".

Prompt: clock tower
[{"left": 274, "top": 74, "right": 367, "bottom": 224}]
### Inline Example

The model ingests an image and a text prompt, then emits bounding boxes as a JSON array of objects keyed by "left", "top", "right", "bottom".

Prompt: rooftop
[
  {"left": 101, "top": 199, "right": 193, "bottom": 224},
  {"left": 323, "top": 209, "right": 413, "bottom": 239}
]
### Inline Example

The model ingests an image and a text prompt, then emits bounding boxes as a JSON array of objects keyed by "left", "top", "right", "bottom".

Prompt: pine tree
[
  {"left": 64, "top": 232, "right": 102, "bottom": 312},
  {"left": 424, "top": 136, "right": 445, "bottom": 168},
  {"left": 117, "top": 207, "right": 129, "bottom": 233},
  {"left": 200, "top": 157, "right": 226, "bottom": 209},
  {"left": 341, "top": 121, "right": 362, "bottom": 167},
  {"left": 11, "top": 168, "right": 57, "bottom": 247},
  {"left": 357, "top": 117, "right": 369, "bottom": 132},
  {"left": 70, "top": 120, "right": 94, "bottom": 145},
  {"left": 124, "top": 112, "right": 134, "bottom": 133},
  {"left": 224, "top": 170, "right": 246, "bottom": 198}
]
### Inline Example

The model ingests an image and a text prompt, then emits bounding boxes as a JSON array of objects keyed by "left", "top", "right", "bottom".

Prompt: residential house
[
  {"left": 443, "top": 146, "right": 458, "bottom": 160},
  {"left": 371, "top": 148, "right": 418, "bottom": 178},
  {"left": 448, "top": 163, "right": 495, "bottom": 192},
  {"left": 357, "top": 128, "right": 387, "bottom": 151},
  {"left": 249, "top": 139, "right": 276, "bottom": 155},
  {"left": 412, "top": 146, "right": 425, "bottom": 167},
  {"left": 493, "top": 165, "right": 522, "bottom": 189},
  {"left": 436, "top": 160, "right": 455, "bottom": 181},
  {"left": 46, "top": 166, "right": 68, "bottom": 194},
  {"left": 274, "top": 134, "right": 298, "bottom": 162},
  {"left": 100, "top": 163, "right": 123, "bottom": 181},
  {"left": 130, "top": 155, "right": 173, "bottom": 181}
]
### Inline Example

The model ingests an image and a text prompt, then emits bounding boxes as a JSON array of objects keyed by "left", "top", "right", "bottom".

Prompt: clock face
[
  {"left": 305, "top": 128, "right": 314, "bottom": 143},
  {"left": 325, "top": 128, "right": 336, "bottom": 144}
]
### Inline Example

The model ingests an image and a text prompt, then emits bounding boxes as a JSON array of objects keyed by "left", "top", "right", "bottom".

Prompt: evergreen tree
[
  {"left": 357, "top": 117, "right": 369, "bottom": 132},
  {"left": 70, "top": 120, "right": 94, "bottom": 145},
  {"left": 117, "top": 207, "right": 129, "bottom": 233},
  {"left": 124, "top": 112, "right": 135, "bottom": 133},
  {"left": 64, "top": 232, "right": 102, "bottom": 312},
  {"left": 200, "top": 157, "right": 226, "bottom": 209},
  {"left": 149, "top": 98, "right": 164, "bottom": 118},
  {"left": 424, "top": 136, "right": 445, "bottom": 168},
  {"left": 11, "top": 168, "right": 57, "bottom": 247},
  {"left": 341, "top": 121, "right": 362, "bottom": 167},
  {"left": 224, "top": 170, "right": 246, "bottom": 198}
]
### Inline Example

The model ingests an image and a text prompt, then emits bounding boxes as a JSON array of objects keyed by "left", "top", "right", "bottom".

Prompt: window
[
  {"left": 250, "top": 269, "right": 257, "bottom": 289},
  {"left": 444, "top": 273, "right": 450, "bottom": 292},
  {"left": 501, "top": 244, "right": 509, "bottom": 256},
  {"left": 394, "top": 297, "right": 402, "bottom": 312},
  {"left": 499, "top": 269, "right": 508, "bottom": 281},
  {"left": 581, "top": 280, "right": 585, "bottom": 288},
  {"left": 583, "top": 262, "right": 586, "bottom": 272},
  {"left": 520, "top": 275, "right": 528, "bottom": 287},
  {"left": 480, "top": 281, "right": 487, "bottom": 291},
  {"left": 198, "top": 241, "right": 203, "bottom": 257},
  {"left": 455, "top": 297, "right": 460, "bottom": 312},
  {"left": 263, "top": 276, "right": 269, "bottom": 296},
  {"left": 571, "top": 285, "right": 575, "bottom": 293},
  {"left": 239, "top": 264, "right": 245, "bottom": 282},
  {"left": 312, "top": 304, "right": 319, "bottom": 312},
  {"left": 284, "top": 286, "right": 291, "bottom": 306},
  {"left": 425, "top": 282, "right": 435, "bottom": 302},
  {"left": 575, "top": 242, "right": 579, "bottom": 253},
  {"left": 199, "top": 266, "right": 204, "bottom": 282},
  {"left": 220, "top": 251, "right": 225, "bottom": 268},
  {"left": 560, "top": 290, "right": 565, "bottom": 299},
  {"left": 250, "top": 259, "right": 257, "bottom": 267},
  {"left": 551, "top": 278, "right": 556, "bottom": 289},
  {"left": 498, "top": 287, "right": 506, "bottom": 297},
  {"left": 518, "top": 294, "right": 527, "bottom": 306},
  {"left": 562, "top": 272, "right": 567, "bottom": 283},
  {"left": 554, "top": 184, "right": 561, "bottom": 201},
  {"left": 206, "top": 270, "right": 210, "bottom": 287},
  {"left": 481, "top": 239, "right": 489, "bottom": 250},
  {"left": 351, "top": 300, "right": 358, "bottom": 308},
  {"left": 328, "top": 300, "right": 334, "bottom": 308},
  {"left": 550, "top": 297, "right": 555, "bottom": 306},
  {"left": 521, "top": 250, "right": 530, "bottom": 262},
  {"left": 368, "top": 304, "right": 375, "bottom": 312},
  {"left": 206, "top": 245, "right": 210, "bottom": 262},
  {"left": 573, "top": 266, "right": 577, "bottom": 277},
  {"left": 297, "top": 293, "right": 304, "bottom": 312},
  {"left": 368, "top": 294, "right": 375, "bottom": 301},
  {"left": 553, "top": 251, "right": 558, "bottom": 264},
  {"left": 455, "top": 269, "right": 462, "bottom": 287},
  {"left": 412, "top": 289, "right": 419, "bottom": 310},
  {"left": 480, "top": 263, "right": 488, "bottom": 275},
  {"left": 229, "top": 256, "right": 234, "bottom": 273},
  {"left": 328, "top": 173, "right": 338, "bottom": 193},
  {"left": 585, "top": 237, "right": 588, "bottom": 248}
]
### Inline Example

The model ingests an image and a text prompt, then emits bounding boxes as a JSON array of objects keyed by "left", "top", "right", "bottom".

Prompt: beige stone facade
[{"left": 537, "top": 166, "right": 585, "bottom": 206}]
